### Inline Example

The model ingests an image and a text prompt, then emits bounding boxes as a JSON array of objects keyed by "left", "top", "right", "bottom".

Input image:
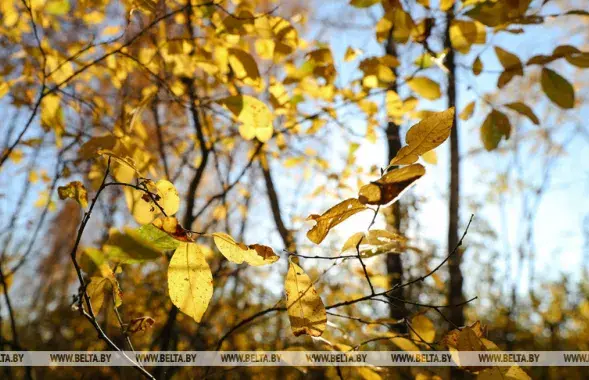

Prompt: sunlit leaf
[
  {"left": 306, "top": 198, "right": 368, "bottom": 244},
  {"left": 58, "top": 181, "right": 88, "bottom": 209},
  {"left": 218, "top": 95, "right": 274, "bottom": 142},
  {"left": 104, "top": 228, "right": 163, "bottom": 264},
  {"left": 358, "top": 164, "right": 425, "bottom": 206},
  {"left": 460, "top": 101, "right": 475, "bottom": 121},
  {"left": 541, "top": 68, "right": 575, "bottom": 109},
  {"left": 137, "top": 223, "right": 180, "bottom": 251},
  {"left": 407, "top": 76, "right": 441, "bottom": 100},
  {"left": 212, "top": 232, "right": 279, "bottom": 266},
  {"left": 410, "top": 314, "right": 435, "bottom": 343},
  {"left": 168, "top": 243, "right": 213, "bottom": 323},
  {"left": 390, "top": 108, "right": 455, "bottom": 165},
  {"left": 285, "top": 260, "right": 326, "bottom": 337},
  {"left": 228, "top": 48, "right": 262, "bottom": 89}
]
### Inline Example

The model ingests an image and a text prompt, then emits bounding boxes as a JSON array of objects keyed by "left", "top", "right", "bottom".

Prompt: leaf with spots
[
  {"left": 212, "top": 232, "right": 279, "bottom": 266},
  {"left": 306, "top": 198, "right": 368, "bottom": 244},
  {"left": 58, "top": 181, "right": 88, "bottom": 209},
  {"left": 168, "top": 243, "right": 213, "bottom": 323},
  {"left": 390, "top": 108, "right": 454, "bottom": 165},
  {"left": 285, "top": 260, "right": 326, "bottom": 337}
]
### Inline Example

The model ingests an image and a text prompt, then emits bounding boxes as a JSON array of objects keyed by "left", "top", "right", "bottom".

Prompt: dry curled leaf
[
  {"left": 212, "top": 232, "right": 279, "bottom": 266},
  {"left": 306, "top": 198, "right": 368, "bottom": 244},
  {"left": 358, "top": 164, "right": 425, "bottom": 206}
]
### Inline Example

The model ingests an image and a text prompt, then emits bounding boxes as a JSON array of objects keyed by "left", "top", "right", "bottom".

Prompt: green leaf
[
  {"left": 137, "top": 224, "right": 180, "bottom": 251},
  {"left": 104, "top": 228, "right": 163, "bottom": 264},
  {"left": 541, "top": 68, "right": 575, "bottom": 109}
]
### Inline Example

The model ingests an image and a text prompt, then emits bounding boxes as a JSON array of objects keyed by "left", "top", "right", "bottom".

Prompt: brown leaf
[{"left": 358, "top": 164, "right": 425, "bottom": 205}]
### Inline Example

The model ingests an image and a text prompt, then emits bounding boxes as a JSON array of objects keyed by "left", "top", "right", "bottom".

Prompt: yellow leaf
[
  {"left": 218, "top": 95, "right": 274, "bottom": 142},
  {"left": 344, "top": 46, "right": 363, "bottom": 62},
  {"left": 440, "top": 0, "right": 455, "bottom": 11},
  {"left": 86, "top": 277, "right": 108, "bottom": 314},
  {"left": 450, "top": 20, "right": 486, "bottom": 54},
  {"left": 306, "top": 198, "right": 368, "bottom": 244},
  {"left": 285, "top": 260, "right": 327, "bottom": 337},
  {"left": 410, "top": 314, "right": 435, "bottom": 343},
  {"left": 212, "top": 232, "right": 279, "bottom": 266},
  {"left": 459, "top": 101, "right": 475, "bottom": 121},
  {"left": 421, "top": 149, "right": 437, "bottom": 164},
  {"left": 505, "top": 102, "right": 539, "bottom": 125},
  {"left": 78, "top": 135, "right": 117, "bottom": 160},
  {"left": 541, "top": 68, "right": 575, "bottom": 109},
  {"left": 58, "top": 181, "right": 88, "bottom": 208},
  {"left": 477, "top": 366, "right": 531, "bottom": 380},
  {"left": 156, "top": 179, "right": 180, "bottom": 216},
  {"left": 46, "top": 0, "right": 70, "bottom": 15},
  {"left": 407, "top": 77, "right": 441, "bottom": 100},
  {"left": 228, "top": 48, "right": 262, "bottom": 89},
  {"left": 341, "top": 232, "right": 365, "bottom": 253},
  {"left": 124, "top": 180, "right": 180, "bottom": 225},
  {"left": 254, "top": 16, "right": 298, "bottom": 60},
  {"left": 350, "top": 0, "right": 381, "bottom": 8},
  {"left": 389, "top": 334, "right": 420, "bottom": 351},
  {"left": 390, "top": 108, "right": 455, "bottom": 165},
  {"left": 168, "top": 243, "right": 213, "bottom": 323},
  {"left": 358, "top": 164, "right": 425, "bottom": 206},
  {"left": 480, "top": 110, "right": 511, "bottom": 151},
  {"left": 457, "top": 326, "right": 485, "bottom": 351}
]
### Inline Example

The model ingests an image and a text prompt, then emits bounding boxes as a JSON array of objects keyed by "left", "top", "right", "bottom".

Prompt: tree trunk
[
  {"left": 444, "top": 5, "right": 465, "bottom": 329},
  {"left": 385, "top": 31, "right": 407, "bottom": 325}
]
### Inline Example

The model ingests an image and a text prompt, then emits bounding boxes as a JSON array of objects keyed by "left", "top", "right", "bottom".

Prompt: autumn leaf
[
  {"left": 125, "top": 180, "right": 180, "bottom": 225},
  {"left": 212, "top": 232, "right": 279, "bottom": 266},
  {"left": 480, "top": 109, "right": 511, "bottom": 151},
  {"left": 459, "top": 101, "right": 476, "bottom": 121},
  {"left": 168, "top": 243, "right": 213, "bottom": 323},
  {"left": 390, "top": 107, "right": 455, "bottom": 165},
  {"left": 306, "top": 198, "right": 368, "bottom": 244},
  {"left": 218, "top": 95, "right": 274, "bottom": 142},
  {"left": 478, "top": 366, "right": 531, "bottom": 380},
  {"left": 407, "top": 76, "right": 441, "bottom": 100},
  {"left": 505, "top": 102, "right": 540, "bottom": 125},
  {"left": 228, "top": 48, "right": 262, "bottom": 89},
  {"left": 541, "top": 68, "right": 575, "bottom": 109},
  {"left": 285, "top": 260, "right": 326, "bottom": 337},
  {"left": 58, "top": 181, "right": 88, "bottom": 208},
  {"left": 103, "top": 228, "right": 163, "bottom": 264},
  {"left": 136, "top": 223, "right": 180, "bottom": 250},
  {"left": 410, "top": 314, "right": 436, "bottom": 344},
  {"left": 495, "top": 46, "right": 523, "bottom": 88},
  {"left": 358, "top": 164, "right": 425, "bottom": 206},
  {"left": 152, "top": 216, "right": 195, "bottom": 242},
  {"left": 127, "top": 316, "right": 155, "bottom": 334}
]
